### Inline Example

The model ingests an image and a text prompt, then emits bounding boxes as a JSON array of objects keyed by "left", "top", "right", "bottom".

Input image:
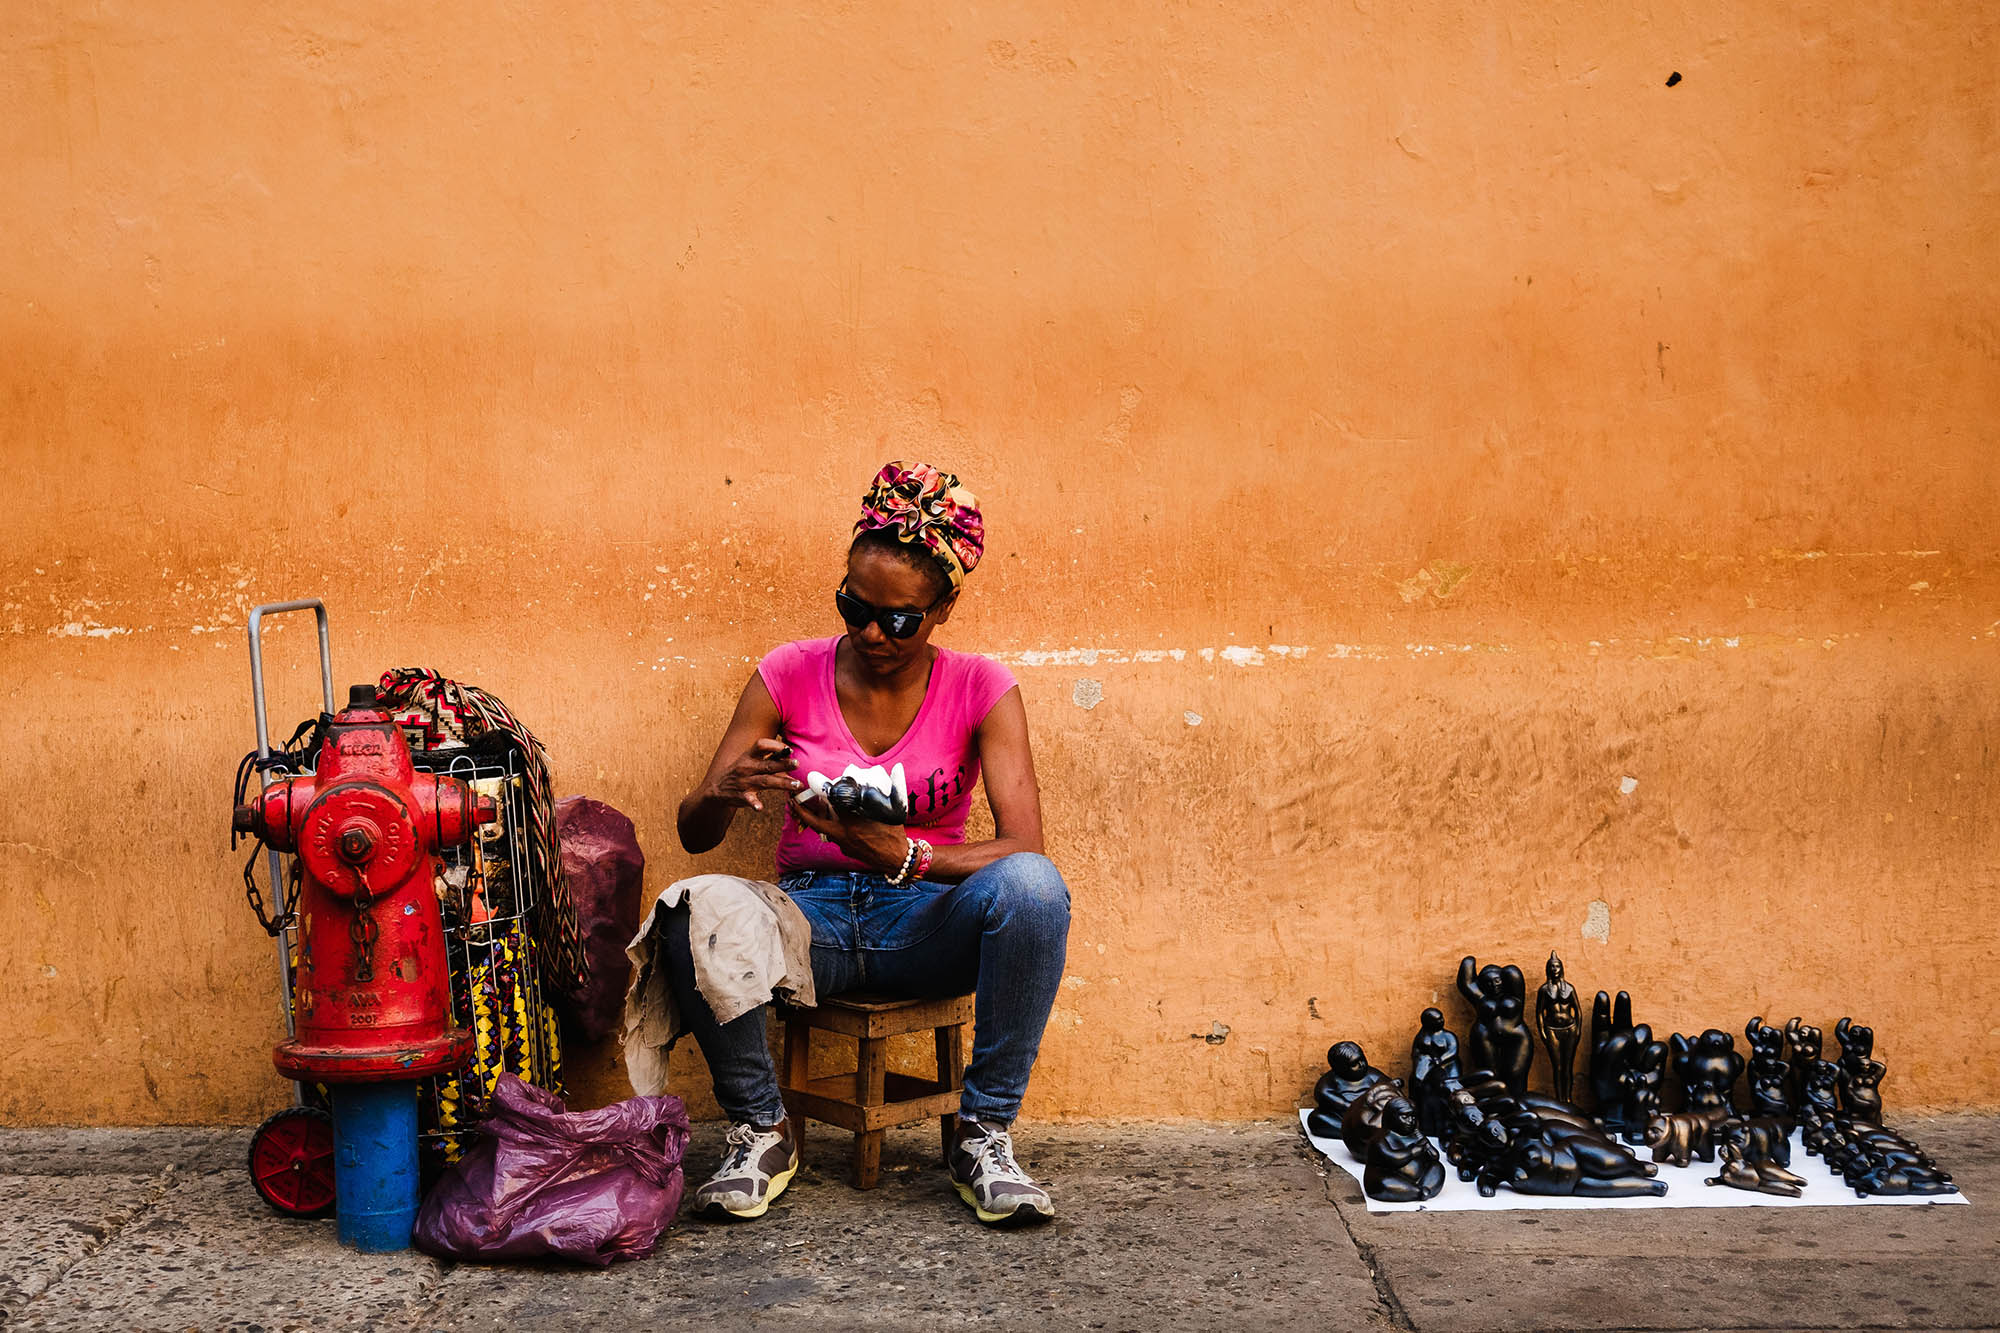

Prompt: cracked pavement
[{"left": 1, "top": 1116, "right": 1991, "bottom": 1331}]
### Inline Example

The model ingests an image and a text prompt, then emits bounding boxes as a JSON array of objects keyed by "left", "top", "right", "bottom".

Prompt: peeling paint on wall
[{"left": 1582, "top": 901, "right": 1612, "bottom": 944}]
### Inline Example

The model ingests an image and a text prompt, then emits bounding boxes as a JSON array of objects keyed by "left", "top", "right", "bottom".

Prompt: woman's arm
[
  {"left": 787, "top": 685, "right": 1045, "bottom": 882},
  {"left": 676, "top": 672, "right": 800, "bottom": 855},
  {"left": 925, "top": 685, "right": 1043, "bottom": 880}
]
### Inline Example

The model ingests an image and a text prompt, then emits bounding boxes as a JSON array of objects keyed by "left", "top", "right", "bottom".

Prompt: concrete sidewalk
[{"left": 1, "top": 1116, "right": 1992, "bottom": 1332}]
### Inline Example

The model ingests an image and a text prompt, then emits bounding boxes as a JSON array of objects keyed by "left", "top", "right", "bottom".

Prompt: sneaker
[
  {"left": 694, "top": 1118, "right": 799, "bottom": 1220},
  {"left": 948, "top": 1120, "right": 1055, "bottom": 1226}
]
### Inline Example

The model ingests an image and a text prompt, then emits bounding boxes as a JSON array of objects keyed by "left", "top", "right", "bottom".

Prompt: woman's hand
[
  {"left": 789, "top": 791, "right": 910, "bottom": 875},
  {"left": 705, "top": 738, "right": 802, "bottom": 813}
]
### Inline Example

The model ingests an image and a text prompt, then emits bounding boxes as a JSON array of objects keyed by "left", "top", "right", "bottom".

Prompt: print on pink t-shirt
[{"left": 757, "top": 636, "right": 1018, "bottom": 875}]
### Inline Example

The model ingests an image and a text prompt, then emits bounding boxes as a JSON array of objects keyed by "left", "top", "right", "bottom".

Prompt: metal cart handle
[
  {"left": 244, "top": 599, "right": 335, "bottom": 1065},
  {"left": 248, "top": 600, "right": 335, "bottom": 758}
]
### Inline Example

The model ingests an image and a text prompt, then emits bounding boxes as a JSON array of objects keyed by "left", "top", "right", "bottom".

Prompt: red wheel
[{"left": 248, "top": 1105, "right": 336, "bottom": 1217}]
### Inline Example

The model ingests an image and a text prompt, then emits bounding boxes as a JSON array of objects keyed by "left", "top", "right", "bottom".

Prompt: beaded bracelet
[
  {"left": 887, "top": 838, "right": 919, "bottom": 886},
  {"left": 887, "top": 837, "right": 934, "bottom": 887}
]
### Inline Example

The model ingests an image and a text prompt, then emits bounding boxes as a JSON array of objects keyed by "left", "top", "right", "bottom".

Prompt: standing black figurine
[
  {"left": 1362, "top": 1098, "right": 1447, "bottom": 1203},
  {"left": 1307, "top": 1041, "right": 1391, "bottom": 1140},
  {"left": 1743, "top": 1016, "right": 1791, "bottom": 1118},
  {"left": 1588, "top": 991, "right": 1667, "bottom": 1142},
  {"left": 1408, "top": 1008, "right": 1463, "bottom": 1138},
  {"left": 1458, "top": 955, "right": 1533, "bottom": 1097},
  {"left": 1784, "top": 1017, "right": 1823, "bottom": 1110},
  {"left": 1623, "top": 1034, "right": 1669, "bottom": 1140},
  {"left": 1670, "top": 1029, "right": 1745, "bottom": 1115},
  {"left": 1834, "top": 1017, "right": 1885, "bottom": 1124},
  {"left": 1589, "top": 990, "right": 1637, "bottom": 1128},
  {"left": 1534, "top": 953, "right": 1582, "bottom": 1104}
]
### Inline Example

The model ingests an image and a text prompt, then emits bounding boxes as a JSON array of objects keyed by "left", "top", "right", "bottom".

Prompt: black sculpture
[
  {"left": 1799, "top": 1058, "right": 1843, "bottom": 1121},
  {"left": 1339, "top": 1078, "right": 1410, "bottom": 1160},
  {"left": 1733, "top": 1114, "right": 1795, "bottom": 1170},
  {"left": 1478, "top": 1129, "right": 1667, "bottom": 1199},
  {"left": 804, "top": 762, "right": 912, "bottom": 822},
  {"left": 1834, "top": 1017, "right": 1885, "bottom": 1124},
  {"left": 1670, "top": 1029, "right": 1745, "bottom": 1115},
  {"left": 1447, "top": 1072, "right": 1662, "bottom": 1199},
  {"left": 1306, "top": 1041, "right": 1390, "bottom": 1140},
  {"left": 1361, "top": 1098, "right": 1446, "bottom": 1203},
  {"left": 1458, "top": 956, "right": 1532, "bottom": 1097},
  {"left": 1535, "top": 952, "right": 1582, "bottom": 1104},
  {"left": 1743, "top": 1016, "right": 1791, "bottom": 1119},
  {"left": 1644, "top": 1106, "right": 1743, "bottom": 1168},
  {"left": 1408, "top": 1008, "right": 1462, "bottom": 1138},
  {"left": 1624, "top": 1036, "right": 1668, "bottom": 1138},
  {"left": 1783, "top": 1017, "right": 1823, "bottom": 1111},
  {"left": 1705, "top": 1116, "right": 1806, "bottom": 1197},
  {"left": 1439, "top": 1083, "right": 1513, "bottom": 1181},
  {"left": 1589, "top": 992, "right": 1667, "bottom": 1142},
  {"left": 1458, "top": 1074, "right": 1598, "bottom": 1134},
  {"left": 1808, "top": 1116, "right": 1956, "bottom": 1197}
]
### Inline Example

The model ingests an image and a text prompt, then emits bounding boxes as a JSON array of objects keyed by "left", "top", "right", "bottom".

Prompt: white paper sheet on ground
[{"left": 1299, "top": 1109, "right": 1970, "bottom": 1213}]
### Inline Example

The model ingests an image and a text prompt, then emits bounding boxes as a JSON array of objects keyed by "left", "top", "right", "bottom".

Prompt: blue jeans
[{"left": 661, "top": 852, "right": 1071, "bottom": 1126}]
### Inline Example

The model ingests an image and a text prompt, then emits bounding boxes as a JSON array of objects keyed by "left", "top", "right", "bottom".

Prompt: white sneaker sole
[
  {"left": 698, "top": 1157, "right": 798, "bottom": 1221},
  {"left": 952, "top": 1178, "right": 1055, "bottom": 1227}
]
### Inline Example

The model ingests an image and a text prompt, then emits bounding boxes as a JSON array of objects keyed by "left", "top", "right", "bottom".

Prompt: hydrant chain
[{"left": 349, "top": 890, "right": 380, "bottom": 982}]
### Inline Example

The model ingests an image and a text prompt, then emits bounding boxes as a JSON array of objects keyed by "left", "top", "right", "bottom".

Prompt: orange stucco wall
[{"left": 3, "top": 2, "right": 1996, "bottom": 1124}]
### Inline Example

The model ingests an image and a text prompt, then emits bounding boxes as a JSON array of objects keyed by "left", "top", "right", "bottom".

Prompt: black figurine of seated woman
[
  {"left": 1340, "top": 1078, "right": 1410, "bottom": 1160},
  {"left": 1409, "top": 1008, "right": 1462, "bottom": 1138},
  {"left": 1363, "top": 1099, "right": 1446, "bottom": 1203},
  {"left": 1307, "top": 1041, "right": 1390, "bottom": 1140}
]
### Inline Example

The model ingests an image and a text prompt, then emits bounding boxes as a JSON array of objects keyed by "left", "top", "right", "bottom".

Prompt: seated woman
[{"left": 669, "top": 462, "right": 1071, "bottom": 1227}]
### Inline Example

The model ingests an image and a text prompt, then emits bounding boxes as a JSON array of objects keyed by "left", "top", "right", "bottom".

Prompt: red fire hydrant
[{"left": 235, "top": 683, "right": 488, "bottom": 1249}]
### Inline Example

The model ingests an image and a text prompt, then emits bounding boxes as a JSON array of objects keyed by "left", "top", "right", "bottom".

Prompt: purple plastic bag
[
  {"left": 555, "top": 796, "right": 645, "bottom": 1043},
  {"left": 414, "top": 1074, "right": 690, "bottom": 1266}
]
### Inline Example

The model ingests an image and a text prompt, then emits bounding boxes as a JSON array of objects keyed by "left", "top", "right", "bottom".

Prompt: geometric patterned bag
[{"left": 375, "top": 667, "right": 587, "bottom": 1004}]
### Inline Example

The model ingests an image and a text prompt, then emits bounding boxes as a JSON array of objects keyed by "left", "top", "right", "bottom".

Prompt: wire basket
[{"left": 410, "top": 744, "right": 564, "bottom": 1166}]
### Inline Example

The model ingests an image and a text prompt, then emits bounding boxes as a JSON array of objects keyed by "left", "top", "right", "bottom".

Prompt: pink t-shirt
[{"left": 758, "top": 636, "right": 1018, "bottom": 875}]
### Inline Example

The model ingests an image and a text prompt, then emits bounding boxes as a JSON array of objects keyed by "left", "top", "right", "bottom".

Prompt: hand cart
[{"left": 234, "top": 600, "right": 562, "bottom": 1216}]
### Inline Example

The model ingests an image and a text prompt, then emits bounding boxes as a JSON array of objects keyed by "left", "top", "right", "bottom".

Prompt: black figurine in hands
[{"left": 804, "top": 762, "right": 913, "bottom": 823}]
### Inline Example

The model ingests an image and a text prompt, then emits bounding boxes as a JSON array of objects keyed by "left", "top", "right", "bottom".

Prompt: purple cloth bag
[
  {"left": 555, "top": 796, "right": 645, "bottom": 1043},
  {"left": 414, "top": 1074, "right": 690, "bottom": 1266}
]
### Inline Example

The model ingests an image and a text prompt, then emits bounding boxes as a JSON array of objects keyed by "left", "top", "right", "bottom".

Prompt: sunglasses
[{"left": 835, "top": 585, "right": 943, "bottom": 640}]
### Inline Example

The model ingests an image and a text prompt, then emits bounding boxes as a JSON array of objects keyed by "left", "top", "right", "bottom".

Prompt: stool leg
[
  {"left": 852, "top": 1130, "right": 883, "bottom": 1190},
  {"left": 851, "top": 1035, "right": 887, "bottom": 1189},
  {"left": 936, "top": 1023, "right": 966, "bottom": 1167},
  {"left": 782, "top": 1018, "right": 810, "bottom": 1095},
  {"left": 780, "top": 1018, "right": 809, "bottom": 1170}
]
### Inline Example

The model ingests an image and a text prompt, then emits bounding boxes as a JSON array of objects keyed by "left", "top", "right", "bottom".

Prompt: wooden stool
[{"left": 777, "top": 992, "right": 972, "bottom": 1189}]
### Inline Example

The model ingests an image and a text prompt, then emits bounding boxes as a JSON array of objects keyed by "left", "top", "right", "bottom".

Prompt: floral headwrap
[{"left": 854, "top": 461, "right": 984, "bottom": 592}]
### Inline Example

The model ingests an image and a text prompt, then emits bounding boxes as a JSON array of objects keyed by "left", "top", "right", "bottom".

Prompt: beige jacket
[{"left": 621, "top": 874, "right": 817, "bottom": 1097}]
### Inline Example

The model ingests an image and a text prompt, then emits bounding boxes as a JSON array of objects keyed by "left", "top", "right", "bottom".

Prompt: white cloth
[
  {"left": 1300, "top": 1109, "right": 1969, "bottom": 1213},
  {"left": 621, "top": 874, "right": 817, "bottom": 1096}
]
